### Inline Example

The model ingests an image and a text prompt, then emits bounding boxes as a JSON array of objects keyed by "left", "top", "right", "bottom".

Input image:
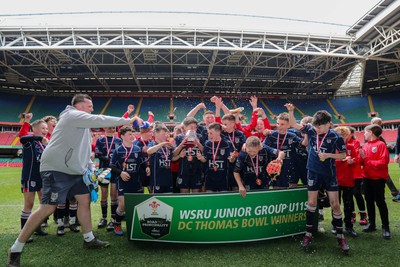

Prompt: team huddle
[{"left": 7, "top": 94, "right": 394, "bottom": 266}]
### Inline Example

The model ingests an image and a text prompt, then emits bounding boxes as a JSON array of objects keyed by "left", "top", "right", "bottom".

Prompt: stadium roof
[{"left": 0, "top": 0, "right": 399, "bottom": 98}]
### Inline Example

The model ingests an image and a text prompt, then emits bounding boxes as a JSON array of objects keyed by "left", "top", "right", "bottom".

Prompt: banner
[{"left": 125, "top": 187, "right": 307, "bottom": 243}]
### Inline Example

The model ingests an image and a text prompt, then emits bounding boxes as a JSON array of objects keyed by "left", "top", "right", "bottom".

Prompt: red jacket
[
  {"left": 346, "top": 138, "right": 362, "bottom": 179},
  {"left": 235, "top": 111, "right": 271, "bottom": 141},
  {"left": 335, "top": 143, "right": 355, "bottom": 187},
  {"left": 19, "top": 121, "right": 52, "bottom": 139},
  {"left": 361, "top": 139, "right": 389, "bottom": 180}
]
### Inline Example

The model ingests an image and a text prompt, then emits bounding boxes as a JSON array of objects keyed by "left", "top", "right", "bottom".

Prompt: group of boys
[
  {"left": 91, "top": 96, "right": 315, "bottom": 237},
  {"left": 11, "top": 93, "right": 378, "bottom": 267}
]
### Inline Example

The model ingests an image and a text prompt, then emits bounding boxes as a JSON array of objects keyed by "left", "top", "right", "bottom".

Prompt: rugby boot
[
  {"left": 114, "top": 224, "right": 124, "bottom": 236},
  {"left": 359, "top": 212, "right": 368, "bottom": 225},
  {"left": 337, "top": 237, "right": 349, "bottom": 254},
  {"left": 106, "top": 220, "right": 114, "bottom": 232},
  {"left": 345, "top": 227, "right": 357, "bottom": 238},
  {"left": 382, "top": 226, "right": 391, "bottom": 240},
  {"left": 317, "top": 223, "right": 325, "bottom": 233},
  {"left": 392, "top": 194, "right": 400, "bottom": 202},
  {"left": 35, "top": 227, "right": 48, "bottom": 236},
  {"left": 6, "top": 251, "right": 21, "bottom": 267},
  {"left": 57, "top": 225, "right": 65, "bottom": 236},
  {"left": 351, "top": 212, "right": 356, "bottom": 224},
  {"left": 300, "top": 234, "right": 312, "bottom": 251},
  {"left": 26, "top": 235, "right": 33, "bottom": 243},
  {"left": 41, "top": 217, "right": 49, "bottom": 227},
  {"left": 97, "top": 218, "right": 107, "bottom": 228},
  {"left": 69, "top": 224, "right": 80, "bottom": 233},
  {"left": 83, "top": 238, "right": 110, "bottom": 249},
  {"left": 330, "top": 226, "right": 337, "bottom": 235},
  {"left": 362, "top": 223, "right": 377, "bottom": 232}
]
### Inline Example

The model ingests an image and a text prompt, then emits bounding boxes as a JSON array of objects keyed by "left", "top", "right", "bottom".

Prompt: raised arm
[
  {"left": 186, "top": 103, "right": 206, "bottom": 118},
  {"left": 284, "top": 103, "right": 303, "bottom": 130},
  {"left": 18, "top": 113, "right": 33, "bottom": 137}
]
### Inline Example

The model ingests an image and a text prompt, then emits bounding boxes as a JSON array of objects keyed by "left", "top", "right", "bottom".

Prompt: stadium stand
[
  {"left": 0, "top": 93, "right": 32, "bottom": 122},
  {"left": 370, "top": 91, "right": 400, "bottom": 121},
  {"left": 288, "top": 98, "right": 331, "bottom": 122},
  {"left": 329, "top": 96, "right": 370, "bottom": 123},
  {"left": 139, "top": 97, "right": 170, "bottom": 122},
  {"left": 0, "top": 132, "right": 16, "bottom": 145},
  {"left": 29, "top": 95, "right": 70, "bottom": 119},
  {"left": 97, "top": 97, "right": 139, "bottom": 117},
  {"left": 173, "top": 97, "right": 203, "bottom": 122}
]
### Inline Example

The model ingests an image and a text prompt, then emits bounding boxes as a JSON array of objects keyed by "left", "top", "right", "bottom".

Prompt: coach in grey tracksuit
[{"left": 8, "top": 94, "right": 135, "bottom": 267}]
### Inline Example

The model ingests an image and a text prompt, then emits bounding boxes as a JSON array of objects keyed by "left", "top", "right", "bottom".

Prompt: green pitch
[{"left": 1, "top": 166, "right": 400, "bottom": 267}]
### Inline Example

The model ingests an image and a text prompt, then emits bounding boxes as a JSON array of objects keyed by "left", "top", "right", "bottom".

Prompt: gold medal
[
  {"left": 256, "top": 178, "right": 262, "bottom": 186},
  {"left": 213, "top": 165, "right": 218, "bottom": 172},
  {"left": 188, "top": 155, "right": 193, "bottom": 161},
  {"left": 233, "top": 151, "right": 239, "bottom": 157},
  {"left": 122, "top": 162, "right": 127, "bottom": 169}
]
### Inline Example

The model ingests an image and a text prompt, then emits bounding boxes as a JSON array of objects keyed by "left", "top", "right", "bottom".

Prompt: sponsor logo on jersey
[{"left": 372, "top": 147, "right": 377, "bottom": 153}]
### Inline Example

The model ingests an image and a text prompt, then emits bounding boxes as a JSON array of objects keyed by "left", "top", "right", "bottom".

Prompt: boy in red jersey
[
  {"left": 359, "top": 124, "right": 391, "bottom": 239},
  {"left": 334, "top": 126, "right": 357, "bottom": 237},
  {"left": 235, "top": 96, "right": 271, "bottom": 141}
]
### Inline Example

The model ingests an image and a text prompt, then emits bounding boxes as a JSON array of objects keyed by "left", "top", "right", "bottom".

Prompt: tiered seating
[
  {"left": 29, "top": 96, "right": 70, "bottom": 119},
  {"left": 102, "top": 97, "right": 140, "bottom": 117},
  {"left": 382, "top": 130, "right": 398, "bottom": 143},
  {"left": 0, "top": 158, "right": 23, "bottom": 167},
  {"left": 330, "top": 96, "right": 370, "bottom": 123},
  {"left": 354, "top": 129, "right": 397, "bottom": 144},
  {"left": 371, "top": 92, "right": 400, "bottom": 121},
  {"left": 139, "top": 97, "right": 170, "bottom": 122},
  {"left": 0, "top": 93, "right": 32, "bottom": 122},
  {"left": 288, "top": 98, "right": 332, "bottom": 122},
  {"left": 0, "top": 132, "right": 16, "bottom": 145},
  {"left": 0, "top": 92, "right": 398, "bottom": 126},
  {"left": 173, "top": 97, "right": 203, "bottom": 122}
]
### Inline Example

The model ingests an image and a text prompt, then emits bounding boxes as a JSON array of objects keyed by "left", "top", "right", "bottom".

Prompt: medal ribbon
[
  {"left": 277, "top": 132, "right": 287, "bottom": 151},
  {"left": 160, "top": 145, "right": 170, "bottom": 163},
  {"left": 212, "top": 139, "right": 222, "bottom": 166},
  {"left": 227, "top": 131, "right": 236, "bottom": 150},
  {"left": 122, "top": 143, "right": 134, "bottom": 163},
  {"left": 316, "top": 132, "right": 328, "bottom": 153},
  {"left": 105, "top": 136, "right": 115, "bottom": 158},
  {"left": 36, "top": 141, "right": 45, "bottom": 152},
  {"left": 249, "top": 154, "right": 259, "bottom": 177}
]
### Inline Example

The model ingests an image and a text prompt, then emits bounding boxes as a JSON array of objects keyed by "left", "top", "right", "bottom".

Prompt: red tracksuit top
[
  {"left": 335, "top": 143, "right": 355, "bottom": 187},
  {"left": 346, "top": 138, "right": 362, "bottom": 179},
  {"left": 361, "top": 139, "right": 389, "bottom": 180}
]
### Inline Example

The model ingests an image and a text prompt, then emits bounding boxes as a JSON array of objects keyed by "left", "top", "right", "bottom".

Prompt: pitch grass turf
[{"left": 1, "top": 166, "right": 400, "bottom": 267}]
